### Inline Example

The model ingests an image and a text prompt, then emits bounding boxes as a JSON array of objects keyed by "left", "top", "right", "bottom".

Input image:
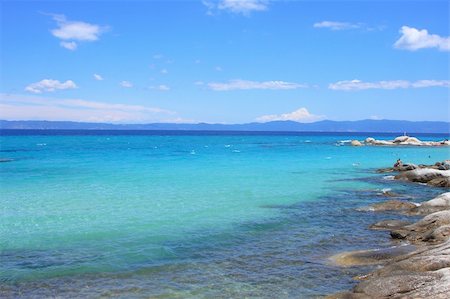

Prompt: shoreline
[{"left": 328, "top": 161, "right": 450, "bottom": 298}]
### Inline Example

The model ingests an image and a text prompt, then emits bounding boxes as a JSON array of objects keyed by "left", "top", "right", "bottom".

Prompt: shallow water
[{"left": 1, "top": 131, "right": 449, "bottom": 297}]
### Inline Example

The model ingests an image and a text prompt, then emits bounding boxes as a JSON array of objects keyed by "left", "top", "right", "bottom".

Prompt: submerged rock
[
  {"left": 364, "top": 200, "right": 417, "bottom": 212},
  {"left": 369, "top": 220, "right": 411, "bottom": 231},
  {"left": 329, "top": 245, "right": 416, "bottom": 267}
]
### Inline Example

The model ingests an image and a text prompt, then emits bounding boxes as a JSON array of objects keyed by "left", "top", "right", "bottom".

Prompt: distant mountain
[{"left": 0, "top": 119, "right": 449, "bottom": 133}]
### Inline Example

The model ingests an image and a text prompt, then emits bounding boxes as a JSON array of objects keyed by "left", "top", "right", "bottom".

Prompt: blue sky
[{"left": 0, "top": 0, "right": 449, "bottom": 123}]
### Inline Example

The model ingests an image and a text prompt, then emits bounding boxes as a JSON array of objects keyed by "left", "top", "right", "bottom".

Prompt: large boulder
[
  {"left": 391, "top": 210, "right": 450, "bottom": 243},
  {"left": 351, "top": 140, "right": 363, "bottom": 146},
  {"left": 395, "top": 168, "right": 450, "bottom": 184},
  {"left": 428, "top": 177, "right": 450, "bottom": 187},
  {"left": 421, "top": 193, "right": 450, "bottom": 208}
]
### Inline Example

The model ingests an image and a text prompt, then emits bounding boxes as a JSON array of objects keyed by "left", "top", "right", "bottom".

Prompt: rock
[
  {"left": 331, "top": 240, "right": 450, "bottom": 298},
  {"left": 325, "top": 292, "right": 371, "bottom": 299},
  {"left": 394, "top": 168, "right": 450, "bottom": 184},
  {"left": 438, "top": 161, "right": 450, "bottom": 170},
  {"left": 393, "top": 136, "right": 410, "bottom": 143},
  {"left": 351, "top": 140, "right": 363, "bottom": 146},
  {"left": 369, "top": 220, "right": 411, "bottom": 231},
  {"left": 371, "top": 140, "right": 394, "bottom": 146},
  {"left": 428, "top": 176, "right": 450, "bottom": 187},
  {"left": 329, "top": 245, "right": 416, "bottom": 267},
  {"left": 395, "top": 163, "right": 417, "bottom": 171},
  {"left": 391, "top": 210, "right": 450, "bottom": 243},
  {"left": 353, "top": 272, "right": 438, "bottom": 297},
  {"left": 408, "top": 192, "right": 450, "bottom": 215},
  {"left": 401, "top": 136, "right": 421, "bottom": 145},
  {"left": 350, "top": 240, "right": 450, "bottom": 298},
  {"left": 367, "top": 200, "right": 418, "bottom": 212},
  {"left": 376, "top": 167, "right": 394, "bottom": 173},
  {"left": 0, "top": 158, "right": 13, "bottom": 163},
  {"left": 379, "top": 190, "right": 401, "bottom": 197},
  {"left": 364, "top": 136, "right": 449, "bottom": 147},
  {"left": 377, "top": 163, "right": 417, "bottom": 173},
  {"left": 421, "top": 192, "right": 450, "bottom": 208},
  {"left": 422, "top": 225, "right": 450, "bottom": 243}
]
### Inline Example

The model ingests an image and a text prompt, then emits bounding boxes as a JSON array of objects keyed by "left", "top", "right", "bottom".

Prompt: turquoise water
[{"left": 1, "top": 131, "right": 449, "bottom": 297}]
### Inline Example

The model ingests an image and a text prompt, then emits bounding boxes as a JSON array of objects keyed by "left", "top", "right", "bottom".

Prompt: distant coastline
[{"left": 1, "top": 119, "right": 449, "bottom": 134}]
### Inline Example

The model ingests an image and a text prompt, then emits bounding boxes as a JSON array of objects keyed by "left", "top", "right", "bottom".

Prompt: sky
[{"left": 0, "top": 0, "right": 449, "bottom": 124}]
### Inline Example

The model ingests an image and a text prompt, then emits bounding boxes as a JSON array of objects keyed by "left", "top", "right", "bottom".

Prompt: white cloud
[
  {"left": 394, "top": 26, "right": 450, "bottom": 51},
  {"left": 256, "top": 108, "right": 325, "bottom": 123},
  {"left": 203, "top": 0, "right": 268, "bottom": 15},
  {"left": 60, "top": 41, "right": 77, "bottom": 50},
  {"left": 215, "top": 66, "right": 223, "bottom": 72},
  {"left": 150, "top": 84, "right": 170, "bottom": 91},
  {"left": 93, "top": 74, "right": 104, "bottom": 81},
  {"left": 160, "top": 68, "right": 168, "bottom": 75},
  {"left": 207, "top": 79, "right": 308, "bottom": 91},
  {"left": 329, "top": 79, "right": 450, "bottom": 91},
  {"left": 120, "top": 81, "right": 133, "bottom": 88},
  {"left": 50, "top": 14, "right": 107, "bottom": 50},
  {"left": 0, "top": 93, "right": 174, "bottom": 123},
  {"left": 313, "top": 21, "right": 361, "bottom": 31},
  {"left": 25, "top": 79, "right": 77, "bottom": 94},
  {"left": 153, "top": 54, "right": 163, "bottom": 59}
]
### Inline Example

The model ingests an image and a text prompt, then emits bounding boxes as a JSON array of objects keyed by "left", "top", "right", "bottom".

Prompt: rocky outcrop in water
[
  {"left": 350, "top": 135, "right": 450, "bottom": 147},
  {"left": 328, "top": 167, "right": 450, "bottom": 298},
  {"left": 395, "top": 168, "right": 450, "bottom": 187}
]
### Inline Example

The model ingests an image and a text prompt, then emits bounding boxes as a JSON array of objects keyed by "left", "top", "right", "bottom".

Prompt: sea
[{"left": 1, "top": 130, "right": 449, "bottom": 298}]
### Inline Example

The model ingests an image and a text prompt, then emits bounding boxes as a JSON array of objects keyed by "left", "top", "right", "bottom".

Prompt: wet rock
[
  {"left": 366, "top": 200, "right": 417, "bottom": 212},
  {"left": 379, "top": 190, "right": 401, "bottom": 197},
  {"left": 369, "top": 220, "right": 411, "bottom": 231},
  {"left": 330, "top": 245, "right": 416, "bottom": 267},
  {"left": 376, "top": 167, "right": 394, "bottom": 173}
]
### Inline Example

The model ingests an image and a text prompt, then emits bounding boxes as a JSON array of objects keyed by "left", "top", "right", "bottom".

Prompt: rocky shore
[
  {"left": 350, "top": 135, "right": 450, "bottom": 147},
  {"left": 328, "top": 161, "right": 450, "bottom": 298}
]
